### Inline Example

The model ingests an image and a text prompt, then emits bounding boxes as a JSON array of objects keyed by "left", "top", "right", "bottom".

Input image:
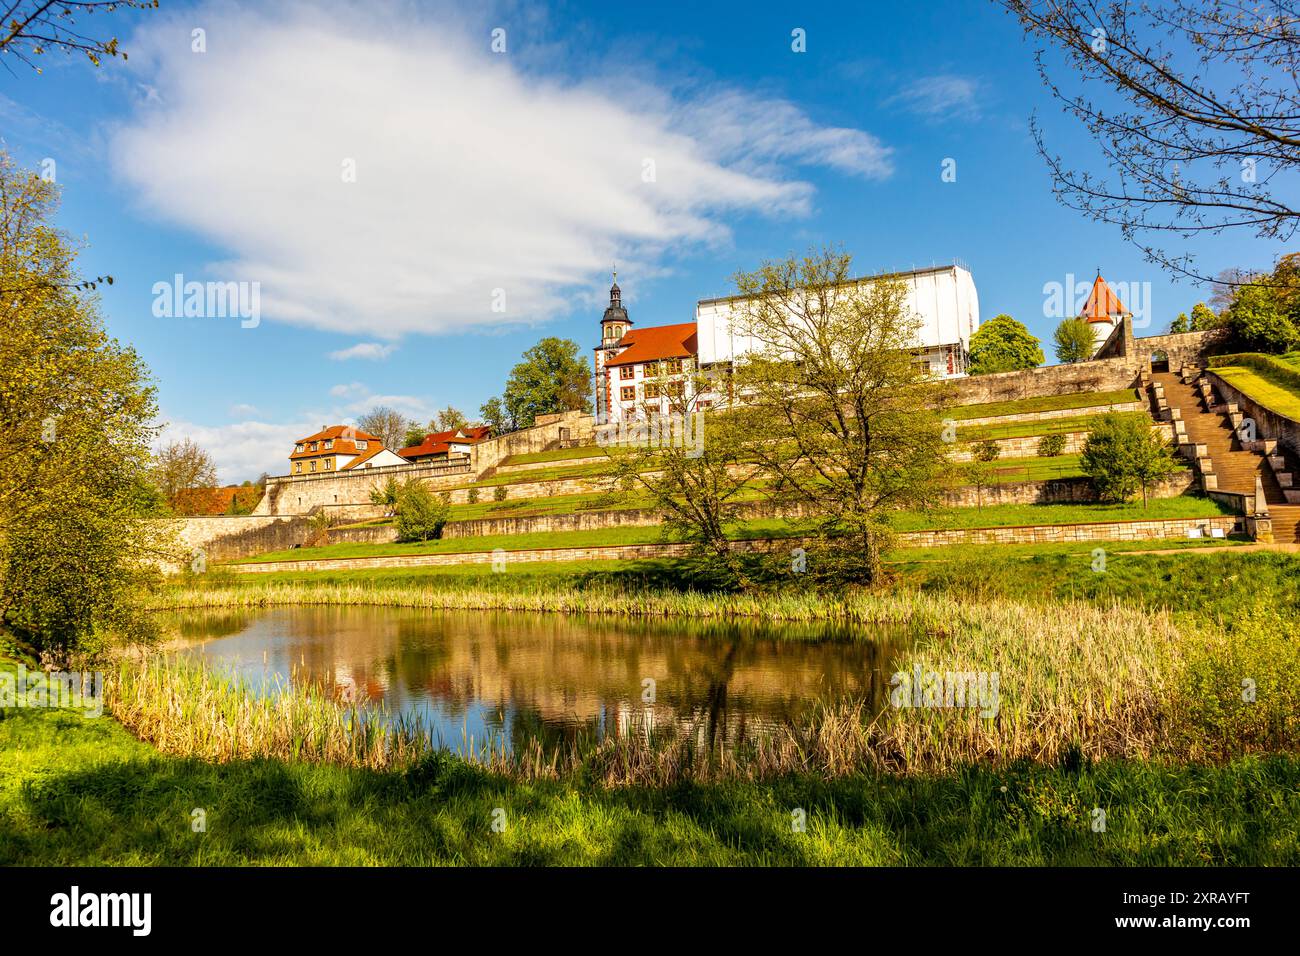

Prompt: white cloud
[
  {"left": 329, "top": 342, "right": 397, "bottom": 361},
  {"left": 110, "top": 2, "right": 893, "bottom": 339},
  {"left": 228, "top": 402, "right": 260, "bottom": 417},
  {"left": 887, "top": 75, "right": 982, "bottom": 119},
  {"left": 160, "top": 418, "right": 312, "bottom": 484}
]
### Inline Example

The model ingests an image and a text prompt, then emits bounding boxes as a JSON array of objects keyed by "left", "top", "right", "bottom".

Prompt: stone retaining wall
[{"left": 229, "top": 515, "right": 1241, "bottom": 574}]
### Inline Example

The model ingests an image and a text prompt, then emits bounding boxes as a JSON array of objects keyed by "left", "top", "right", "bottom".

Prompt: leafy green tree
[
  {"left": 0, "top": 152, "right": 164, "bottom": 661},
  {"left": 726, "top": 247, "right": 953, "bottom": 584},
  {"left": 968, "top": 314, "right": 1044, "bottom": 374},
  {"left": 434, "top": 406, "right": 469, "bottom": 431},
  {"left": 1225, "top": 282, "right": 1300, "bottom": 354},
  {"left": 501, "top": 337, "right": 592, "bottom": 429},
  {"left": 394, "top": 480, "right": 450, "bottom": 542},
  {"left": 1052, "top": 316, "right": 1095, "bottom": 363},
  {"left": 1080, "top": 413, "right": 1179, "bottom": 507},
  {"left": 478, "top": 396, "right": 512, "bottom": 434},
  {"left": 401, "top": 422, "right": 428, "bottom": 448},
  {"left": 369, "top": 476, "right": 400, "bottom": 517}
]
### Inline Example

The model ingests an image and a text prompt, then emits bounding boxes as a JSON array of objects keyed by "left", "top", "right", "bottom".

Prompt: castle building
[{"left": 594, "top": 263, "right": 981, "bottom": 424}]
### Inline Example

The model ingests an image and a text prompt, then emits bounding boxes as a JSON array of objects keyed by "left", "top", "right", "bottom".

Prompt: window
[
  {"left": 309, "top": 461, "right": 317, "bottom": 472},
  {"left": 295, "top": 443, "right": 304, "bottom": 453},
  {"left": 294, "top": 462, "right": 302, "bottom": 474},
  {"left": 310, "top": 442, "right": 318, "bottom": 451},
  {"left": 356, "top": 440, "right": 368, "bottom": 450},
  {"left": 644, "top": 383, "right": 661, "bottom": 399},
  {"left": 666, "top": 381, "right": 684, "bottom": 397},
  {"left": 664, "top": 358, "right": 683, "bottom": 375},
  {"left": 324, "top": 458, "right": 332, "bottom": 470},
  {"left": 620, "top": 386, "right": 636, "bottom": 402},
  {"left": 620, "top": 365, "right": 634, "bottom": 380}
]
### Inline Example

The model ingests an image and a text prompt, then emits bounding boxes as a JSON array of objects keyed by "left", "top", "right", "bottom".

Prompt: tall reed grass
[{"left": 109, "top": 591, "right": 1250, "bottom": 784}]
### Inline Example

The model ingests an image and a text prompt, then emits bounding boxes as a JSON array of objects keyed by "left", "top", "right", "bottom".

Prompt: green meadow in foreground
[
  {"left": 4, "top": 547, "right": 1298, "bottom": 865},
  {"left": 2, "top": 692, "right": 1296, "bottom": 865}
]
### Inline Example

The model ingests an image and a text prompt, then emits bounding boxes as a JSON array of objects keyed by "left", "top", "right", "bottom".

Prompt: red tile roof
[
  {"left": 1080, "top": 275, "right": 1129, "bottom": 324},
  {"left": 398, "top": 440, "right": 451, "bottom": 459},
  {"left": 398, "top": 426, "right": 490, "bottom": 459},
  {"left": 604, "top": 322, "right": 697, "bottom": 367},
  {"left": 291, "top": 426, "right": 386, "bottom": 461}
]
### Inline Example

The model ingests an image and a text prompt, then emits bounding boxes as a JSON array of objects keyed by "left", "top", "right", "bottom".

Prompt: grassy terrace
[
  {"left": 238, "top": 497, "right": 1231, "bottom": 565},
  {"left": 1210, "top": 352, "right": 1300, "bottom": 420},
  {"left": 502, "top": 445, "right": 609, "bottom": 466},
  {"left": 957, "top": 411, "right": 1147, "bottom": 443},
  {"left": 945, "top": 388, "right": 1141, "bottom": 421}
]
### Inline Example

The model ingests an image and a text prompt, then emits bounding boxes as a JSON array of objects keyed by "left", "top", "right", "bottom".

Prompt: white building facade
[
  {"left": 694, "top": 263, "right": 980, "bottom": 378},
  {"left": 594, "top": 263, "right": 981, "bottom": 425}
]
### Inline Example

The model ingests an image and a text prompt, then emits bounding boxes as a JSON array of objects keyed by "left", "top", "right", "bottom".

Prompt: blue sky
[{"left": 1, "top": 0, "right": 1285, "bottom": 481}]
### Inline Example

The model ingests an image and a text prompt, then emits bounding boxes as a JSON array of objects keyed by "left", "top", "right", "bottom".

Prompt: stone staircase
[{"left": 1147, "top": 369, "right": 1300, "bottom": 543}]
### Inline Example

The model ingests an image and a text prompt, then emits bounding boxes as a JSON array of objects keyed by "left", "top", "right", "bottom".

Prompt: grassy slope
[
  {"left": 234, "top": 496, "right": 1227, "bottom": 565},
  {"left": 1214, "top": 364, "right": 1300, "bottom": 420},
  {"left": 2, "top": 684, "right": 1295, "bottom": 865},
  {"left": 958, "top": 411, "right": 1146, "bottom": 442},
  {"left": 945, "top": 389, "right": 1141, "bottom": 421}
]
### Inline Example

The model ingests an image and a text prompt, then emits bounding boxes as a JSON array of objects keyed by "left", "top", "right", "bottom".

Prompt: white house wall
[{"left": 695, "top": 265, "right": 980, "bottom": 367}]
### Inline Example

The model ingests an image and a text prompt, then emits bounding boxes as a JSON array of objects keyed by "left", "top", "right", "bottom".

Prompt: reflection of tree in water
[{"left": 177, "top": 606, "right": 912, "bottom": 758}]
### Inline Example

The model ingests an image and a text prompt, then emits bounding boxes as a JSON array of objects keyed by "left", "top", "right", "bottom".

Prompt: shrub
[
  {"left": 972, "top": 439, "right": 1001, "bottom": 462},
  {"left": 493, "top": 484, "right": 508, "bottom": 502},
  {"left": 395, "top": 481, "right": 450, "bottom": 542},
  {"left": 467, "top": 486, "right": 480, "bottom": 504},
  {"left": 1080, "top": 412, "right": 1179, "bottom": 505},
  {"left": 1037, "top": 433, "right": 1067, "bottom": 457}
]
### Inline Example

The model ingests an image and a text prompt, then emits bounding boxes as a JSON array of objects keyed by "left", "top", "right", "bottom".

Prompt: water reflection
[{"left": 161, "top": 607, "right": 909, "bottom": 757}]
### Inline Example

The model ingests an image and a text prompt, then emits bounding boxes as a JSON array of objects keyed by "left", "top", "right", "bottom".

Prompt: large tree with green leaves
[
  {"left": 1221, "top": 255, "right": 1300, "bottom": 354},
  {"left": 491, "top": 337, "right": 592, "bottom": 430},
  {"left": 1052, "top": 316, "right": 1095, "bottom": 364},
  {"left": 968, "top": 314, "right": 1044, "bottom": 374},
  {"left": 725, "top": 247, "right": 954, "bottom": 584},
  {"left": 0, "top": 152, "right": 165, "bottom": 661},
  {"left": 1080, "top": 412, "right": 1179, "bottom": 507}
]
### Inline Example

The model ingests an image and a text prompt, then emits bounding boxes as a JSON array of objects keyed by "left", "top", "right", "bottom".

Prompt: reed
[{"left": 109, "top": 592, "right": 1219, "bottom": 784}]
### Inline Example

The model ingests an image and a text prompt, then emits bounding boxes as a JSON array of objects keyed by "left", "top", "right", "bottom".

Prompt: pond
[{"left": 163, "top": 607, "right": 909, "bottom": 757}]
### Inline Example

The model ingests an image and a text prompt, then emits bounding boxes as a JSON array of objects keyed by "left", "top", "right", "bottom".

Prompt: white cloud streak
[{"left": 110, "top": 1, "right": 893, "bottom": 339}]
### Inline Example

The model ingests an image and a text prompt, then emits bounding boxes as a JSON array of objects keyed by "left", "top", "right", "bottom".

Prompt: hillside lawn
[
  {"left": 944, "top": 388, "right": 1142, "bottom": 421},
  {"left": 1212, "top": 361, "right": 1300, "bottom": 421},
  {"left": 234, "top": 496, "right": 1234, "bottom": 566}
]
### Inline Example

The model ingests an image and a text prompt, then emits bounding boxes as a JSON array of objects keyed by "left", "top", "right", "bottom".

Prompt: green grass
[
  {"left": 1210, "top": 356, "right": 1300, "bottom": 421},
  {"left": 946, "top": 388, "right": 1141, "bottom": 422},
  {"left": 501, "top": 445, "right": 608, "bottom": 466},
  {"left": 3, "top": 686, "right": 1295, "bottom": 865},
  {"left": 891, "top": 495, "right": 1233, "bottom": 532},
  {"left": 958, "top": 411, "right": 1147, "bottom": 442},
  {"left": 980, "top": 453, "right": 1086, "bottom": 483}
]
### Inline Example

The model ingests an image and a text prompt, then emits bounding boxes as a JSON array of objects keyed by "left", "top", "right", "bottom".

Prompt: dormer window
[
  {"left": 356, "top": 440, "right": 368, "bottom": 450},
  {"left": 325, "top": 440, "right": 334, "bottom": 450},
  {"left": 310, "top": 442, "right": 318, "bottom": 451},
  {"left": 295, "top": 443, "right": 304, "bottom": 453}
]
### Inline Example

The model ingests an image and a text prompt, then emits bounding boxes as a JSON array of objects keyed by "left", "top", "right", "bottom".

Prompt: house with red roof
[
  {"left": 289, "top": 426, "right": 408, "bottom": 476},
  {"left": 595, "top": 263, "right": 981, "bottom": 423},
  {"left": 397, "top": 425, "right": 492, "bottom": 463},
  {"left": 594, "top": 275, "right": 711, "bottom": 424}
]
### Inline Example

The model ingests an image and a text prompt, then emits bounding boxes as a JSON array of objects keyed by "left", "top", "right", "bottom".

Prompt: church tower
[
  {"left": 1080, "top": 271, "right": 1131, "bottom": 354},
  {"left": 594, "top": 271, "right": 632, "bottom": 421}
]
